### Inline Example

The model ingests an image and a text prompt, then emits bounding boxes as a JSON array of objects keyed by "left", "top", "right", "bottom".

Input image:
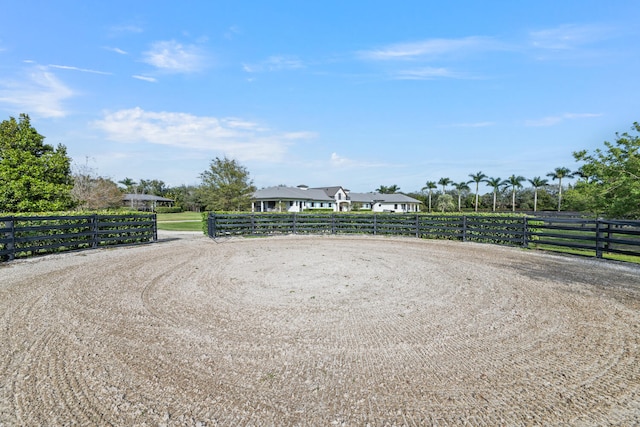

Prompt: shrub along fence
[
  {"left": 207, "top": 213, "right": 640, "bottom": 259},
  {"left": 0, "top": 213, "right": 157, "bottom": 262}
]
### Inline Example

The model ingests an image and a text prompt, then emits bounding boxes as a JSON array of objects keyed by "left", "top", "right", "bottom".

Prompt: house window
[
  {"left": 328, "top": 203, "right": 332, "bottom": 207},
  {"left": 320, "top": 203, "right": 324, "bottom": 207},
  {"left": 311, "top": 202, "right": 315, "bottom": 207},
  {"left": 394, "top": 204, "right": 398, "bottom": 210},
  {"left": 338, "top": 193, "right": 342, "bottom": 200}
]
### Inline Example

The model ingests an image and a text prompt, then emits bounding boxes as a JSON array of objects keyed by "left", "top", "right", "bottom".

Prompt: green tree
[
  {"left": 198, "top": 157, "right": 256, "bottom": 211},
  {"left": 468, "top": 171, "right": 487, "bottom": 212},
  {"left": 0, "top": 114, "right": 73, "bottom": 212},
  {"left": 453, "top": 181, "right": 470, "bottom": 212},
  {"left": 137, "top": 179, "right": 168, "bottom": 196},
  {"left": 118, "top": 177, "right": 137, "bottom": 192},
  {"left": 573, "top": 122, "right": 640, "bottom": 218},
  {"left": 376, "top": 185, "right": 400, "bottom": 194},
  {"left": 527, "top": 176, "right": 549, "bottom": 212},
  {"left": 504, "top": 175, "right": 526, "bottom": 212},
  {"left": 166, "top": 184, "right": 202, "bottom": 212},
  {"left": 436, "top": 193, "right": 454, "bottom": 212},
  {"left": 438, "top": 177, "right": 452, "bottom": 194},
  {"left": 547, "top": 166, "right": 574, "bottom": 212},
  {"left": 421, "top": 181, "right": 437, "bottom": 213},
  {"left": 486, "top": 177, "right": 503, "bottom": 212}
]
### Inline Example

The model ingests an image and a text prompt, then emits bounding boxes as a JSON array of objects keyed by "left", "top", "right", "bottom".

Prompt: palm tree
[
  {"left": 376, "top": 185, "right": 400, "bottom": 194},
  {"left": 387, "top": 184, "right": 400, "bottom": 194},
  {"left": 468, "top": 171, "right": 487, "bottom": 212},
  {"left": 421, "top": 181, "right": 437, "bottom": 213},
  {"left": 454, "top": 181, "right": 470, "bottom": 212},
  {"left": 118, "top": 177, "right": 137, "bottom": 192},
  {"left": 438, "top": 177, "right": 452, "bottom": 194},
  {"left": 528, "top": 176, "right": 549, "bottom": 212},
  {"left": 485, "top": 177, "right": 503, "bottom": 212},
  {"left": 547, "top": 167, "right": 574, "bottom": 212},
  {"left": 504, "top": 175, "right": 526, "bottom": 212}
]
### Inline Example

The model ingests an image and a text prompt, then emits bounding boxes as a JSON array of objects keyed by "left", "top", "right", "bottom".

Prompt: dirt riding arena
[{"left": 1, "top": 232, "right": 639, "bottom": 426}]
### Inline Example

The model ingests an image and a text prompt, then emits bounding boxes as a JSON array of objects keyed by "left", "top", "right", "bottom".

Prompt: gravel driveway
[{"left": 1, "top": 232, "right": 639, "bottom": 426}]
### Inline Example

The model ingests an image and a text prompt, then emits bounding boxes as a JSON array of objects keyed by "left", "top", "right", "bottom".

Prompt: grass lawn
[
  {"left": 157, "top": 212, "right": 202, "bottom": 221},
  {"left": 157, "top": 212, "right": 203, "bottom": 231},
  {"left": 532, "top": 244, "right": 640, "bottom": 265}
]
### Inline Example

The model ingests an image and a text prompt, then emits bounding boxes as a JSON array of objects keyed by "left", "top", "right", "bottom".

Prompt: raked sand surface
[{"left": 1, "top": 231, "right": 639, "bottom": 426}]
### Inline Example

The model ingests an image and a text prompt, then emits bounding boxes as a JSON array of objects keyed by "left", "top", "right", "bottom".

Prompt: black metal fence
[
  {"left": 0, "top": 213, "right": 157, "bottom": 262},
  {"left": 207, "top": 213, "right": 640, "bottom": 259}
]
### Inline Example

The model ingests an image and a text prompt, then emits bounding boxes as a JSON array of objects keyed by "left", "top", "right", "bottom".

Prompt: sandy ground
[{"left": 1, "top": 231, "right": 639, "bottom": 426}]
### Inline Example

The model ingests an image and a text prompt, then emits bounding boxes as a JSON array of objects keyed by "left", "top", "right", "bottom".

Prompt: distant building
[
  {"left": 251, "top": 185, "right": 421, "bottom": 213},
  {"left": 123, "top": 194, "right": 174, "bottom": 211}
]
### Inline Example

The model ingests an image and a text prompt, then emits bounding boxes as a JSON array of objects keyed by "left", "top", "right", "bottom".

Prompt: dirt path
[{"left": 1, "top": 233, "right": 639, "bottom": 426}]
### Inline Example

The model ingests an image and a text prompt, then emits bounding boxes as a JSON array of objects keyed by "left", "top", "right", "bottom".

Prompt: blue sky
[{"left": 1, "top": 1, "right": 639, "bottom": 193}]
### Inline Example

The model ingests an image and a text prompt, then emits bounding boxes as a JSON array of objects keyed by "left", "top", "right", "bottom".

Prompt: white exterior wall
[
  {"left": 372, "top": 202, "right": 420, "bottom": 213},
  {"left": 334, "top": 188, "right": 350, "bottom": 212}
]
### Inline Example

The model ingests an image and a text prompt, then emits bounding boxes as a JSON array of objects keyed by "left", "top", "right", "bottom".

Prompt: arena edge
[{"left": 207, "top": 212, "right": 640, "bottom": 263}]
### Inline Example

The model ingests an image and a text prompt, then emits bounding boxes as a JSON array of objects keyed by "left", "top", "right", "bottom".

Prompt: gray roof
[
  {"left": 253, "top": 186, "right": 333, "bottom": 201},
  {"left": 312, "top": 186, "right": 344, "bottom": 197},
  {"left": 253, "top": 187, "right": 421, "bottom": 204},
  {"left": 123, "top": 193, "right": 174, "bottom": 202},
  {"left": 349, "top": 192, "right": 421, "bottom": 204}
]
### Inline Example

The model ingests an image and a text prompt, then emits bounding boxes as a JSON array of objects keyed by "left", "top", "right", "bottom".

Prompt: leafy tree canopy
[
  {"left": 0, "top": 114, "right": 74, "bottom": 212},
  {"left": 573, "top": 121, "right": 640, "bottom": 218},
  {"left": 198, "top": 157, "right": 256, "bottom": 211}
]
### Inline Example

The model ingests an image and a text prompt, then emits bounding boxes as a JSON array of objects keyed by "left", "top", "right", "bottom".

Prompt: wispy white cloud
[
  {"left": 360, "top": 36, "right": 500, "bottom": 60},
  {"left": 104, "top": 46, "right": 128, "bottom": 55},
  {"left": 393, "top": 67, "right": 472, "bottom": 80},
  {"left": 132, "top": 75, "right": 157, "bottom": 83},
  {"left": 243, "top": 55, "right": 304, "bottom": 73},
  {"left": 529, "top": 24, "right": 612, "bottom": 50},
  {"left": 224, "top": 26, "right": 241, "bottom": 40},
  {"left": 108, "top": 24, "right": 143, "bottom": 37},
  {"left": 142, "top": 40, "right": 207, "bottom": 73},
  {"left": 525, "top": 112, "right": 602, "bottom": 127},
  {"left": 48, "top": 64, "right": 112, "bottom": 75},
  {"left": 330, "top": 152, "right": 391, "bottom": 169},
  {"left": 0, "top": 66, "right": 74, "bottom": 117},
  {"left": 93, "top": 107, "right": 316, "bottom": 162}
]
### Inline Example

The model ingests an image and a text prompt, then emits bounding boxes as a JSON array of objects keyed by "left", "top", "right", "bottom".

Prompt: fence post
[
  {"left": 595, "top": 220, "right": 603, "bottom": 258},
  {"left": 522, "top": 217, "right": 528, "bottom": 247},
  {"left": 91, "top": 214, "right": 98, "bottom": 248},
  {"left": 415, "top": 214, "right": 420, "bottom": 238},
  {"left": 331, "top": 213, "right": 336, "bottom": 234},
  {"left": 152, "top": 213, "right": 158, "bottom": 241},
  {"left": 7, "top": 218, "right": 15, "bottom": 261},
  {"left": 373, "top": 214, "right": 377, "bottom": 235},
  {"left": 293, "top": 213, "right": 297, "bottom": 234},
  {"left": 462, "top": 215, "right": 467, "bottom": 242},
  {"left": 207, "top": 212, "right": 216, "bottom": 238}
]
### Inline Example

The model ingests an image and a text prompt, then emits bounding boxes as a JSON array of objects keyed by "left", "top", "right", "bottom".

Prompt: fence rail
[
  {"left": 207, "top": 213, "right": 640, "bottom": 259},
  {"left": 0, "top": 213, "right": 157, "bottom": 262}
]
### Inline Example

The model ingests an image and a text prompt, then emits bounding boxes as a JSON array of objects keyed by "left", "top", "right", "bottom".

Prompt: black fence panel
[
  {"left": 208, "top": 213, "right": 640, "bottom": 260},
  {"left": 0, "top": 214, "right": 157, "bottom": 262}
]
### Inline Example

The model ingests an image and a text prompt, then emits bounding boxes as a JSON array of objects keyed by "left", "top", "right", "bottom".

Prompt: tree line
[
  {"left": 0, "top": 114, "right": 254, "bottom": 213},
  {"left": 1, "top": 114, "right": 638, "bottom": 218},
  {"left": 397, "top": 166, "right": 574, "bottom": 214}
]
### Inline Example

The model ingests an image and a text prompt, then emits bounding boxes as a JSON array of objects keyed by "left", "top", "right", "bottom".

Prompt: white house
[{"left": 251, "top": 185, "right": 421, "bottom": 213}]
